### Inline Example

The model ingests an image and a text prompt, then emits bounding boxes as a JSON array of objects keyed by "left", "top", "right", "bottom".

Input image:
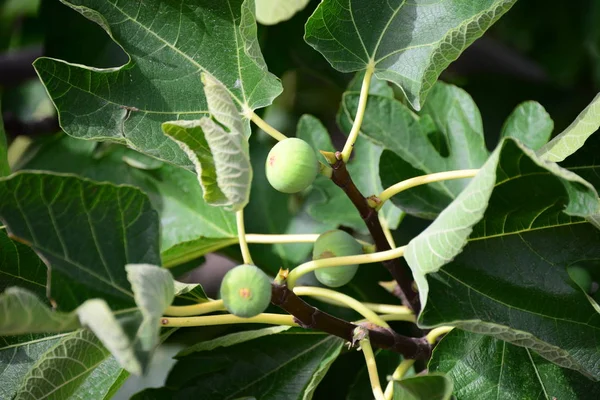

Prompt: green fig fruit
[
  {"left": 312, "top": 230, "right": 363, "bottom": 287},
  {"left": 567, "top": 265, "right": 593, "bottom": 294},
  {"left": 266, "top": 138, "right": 319, "bottom": 193},
  {"left": 220, "top": 264, "right": 272, "bottom": 318}
]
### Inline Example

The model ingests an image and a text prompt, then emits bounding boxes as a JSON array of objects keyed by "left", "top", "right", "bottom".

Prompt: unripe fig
[
  {"left": 220, "top": 264, "right": 272, "bottom": 318},
  {"left": 266, "top": 138, "right": 319, "bottom": 193},
  {"left": 567, "top": 265, "right": 593, "bottom": 294},
  {"left": 312, "top": 230, "right": 363, "bottom": 287}
]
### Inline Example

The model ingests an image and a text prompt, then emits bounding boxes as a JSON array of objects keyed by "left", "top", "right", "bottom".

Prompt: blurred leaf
[
  {"left": 34, "top": 0, "right": 281, "bottom": 168},
  {"left": 392, "top": 374, "right": 453, "bottom": 400},
  {"left": 538, "top": 93, "right": 600, "bottom": 162},
  {"left": 342, "top": 82, "right": 488, "bottom": 219},
  {"left": 255, "top": 0, "right": 310, "bottom": 25},
  {"left": 0, "top": 107, "right": 8, "bottom": 176},
  {"left": 305, "top": 0, "right": 517, "bottom": 109},
  {"left": 500, "top": 101, "right": 553, "bottom": 151},
  {"left": 429, "top": 329, "right": 600, "bottom": 399},
  {"left": 406, "top": 139, "right": 600, "bottom": 379},
  {"left": 135, "top": 329, "right": 344, "bottom": 399}
]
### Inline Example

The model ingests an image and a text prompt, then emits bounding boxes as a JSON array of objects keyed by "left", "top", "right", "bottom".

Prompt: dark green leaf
[
  {"left": 500, "top": 101, "right": 553, "bottom": 151},
  {"left": 34, "top": 0, "right": 282, "bottom": 167},
  {"left": 136, "top": 329, "right": 344, "bottom": 399},
  {"left": 0, "top": 229, "right": 47, "bottom": 294},
  {"left": 0, "top": 172, "right": 160, "bottom": 306},
  {"left": 305, "top": 0, "right": 517, "bottom": 109},
  {"left": 392, "top": 374, "right": 453, "bottom": 400},
  {"left": 19, "top": 134, "right": 238, "bottom": 268},
  {"left": 406, "top": 139, "right": 600, "bottom": 379},
  {"left": 429, "top": 329, "right": 600, "bottom": 399}
]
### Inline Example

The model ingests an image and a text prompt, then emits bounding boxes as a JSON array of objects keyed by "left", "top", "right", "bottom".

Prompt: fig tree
[
  {"left": 567, "top": 265, "right": 593, "bottom": 294},
  {"left": 312, "top": 230, "right": 363, "bottom": 287},
  {"left": 266, "top": 138, "right": 319, "bottom": 193},
  {"left": 220, "top": 264, "right": 272, "bottom": 318}
]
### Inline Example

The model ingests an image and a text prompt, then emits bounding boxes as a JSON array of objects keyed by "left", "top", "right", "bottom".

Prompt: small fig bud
[
  {"left": 266, "top": 138, "right": 319, "bottom": 193},
  {"left": 220, "top": 264, "right": 272, "bottom": 318},
  {"left": 312, "top": 230, "right": 363, "bottom": 287},
  {"left": 567, "top": 265, "right": 593, "bottom": 294}
]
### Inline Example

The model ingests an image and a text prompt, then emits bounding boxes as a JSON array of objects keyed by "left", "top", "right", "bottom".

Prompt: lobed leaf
[
  {"left": 305, "top": 0, "right": 517, "bottom": 109},
  {"left": 34, "top": 0, "right": 281, "bottom": 168},
  {"left": 406, "top": 139, "right": 600, "bottom": 378}
]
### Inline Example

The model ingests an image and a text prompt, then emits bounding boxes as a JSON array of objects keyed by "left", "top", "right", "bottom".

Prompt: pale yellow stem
[
  {"left": 161, "top": 313, "right": 298, "bottom": 328},
  {"left": 379, "top": 214, "right": 397, "bottom": 249},
  {"left": 303, "top": 292, "right": 413, "bottom": 322},
  {"left": 245, "top": 234, "right": 320, "bottom": 243},
  {"left": 360, "top": 335, "right": 386, "bottom": 400},
  {"left": 287, "top": 246, "right": 406, "bottom": 288},
  {"left": 236, "top": 210, "right": 254, "bottom": 265},
  {"left": 378, "top": 169, "right": 480, "bottom": 209},
  {"left": 384, "top": 326, "right": 455, "bottom": 399},
  {"left": 293, "top": 286, "right": 390, "bottom": 328},
  {"left": 247, "top": 110, "right": 288, "bottom": 141},
  {"left": 341, "top": 65, "right": 374, "bottom": 162},
  {"left": 164, "top": 299, "right": 225, "bottom": 317}
]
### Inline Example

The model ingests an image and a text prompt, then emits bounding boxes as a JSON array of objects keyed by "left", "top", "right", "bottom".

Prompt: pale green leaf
[
  {"left": 0, "top": 287, "right": 79, "bottom": 335},
  {"left": 538, "top": 93, "right": 600, "bottom": 162},
  {"left": 500, "top": 101, "right": 554, "bottom": 151},
  {"left": 34, "top": 0, "right": 281, "bottom": 167},
  {"left": 255, "top": 0, "right": 310, "bottom": 25},
  {"left": 163, "top": 76, "right": 253, "bottom": 211},
  {"left": 305, "top": 0, "right": 517, "bottom": 109}
]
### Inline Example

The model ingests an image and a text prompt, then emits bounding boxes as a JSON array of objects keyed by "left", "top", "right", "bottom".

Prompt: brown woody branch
[
  {"left": 329, "top": 153, "right": 421, "bottom": 313},
  {"left": 271, "top": 282, "right": 431, "bottom": 360}
]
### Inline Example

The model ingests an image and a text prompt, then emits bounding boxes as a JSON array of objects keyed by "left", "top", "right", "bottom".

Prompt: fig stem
[
  {"left": 377, "top": 169, "right": 480, "bottom": 210},
  {"left": 286, "top": 246, "right": 407, "bottom": 288},
  {"left": 164, "top": 299, "right": 225, "bottom": 317},
  {"left": 160, "top": 313, "right": 298, "bottom": 327},
  {"left": 293, "top": 286, "right": 391, "bottom": 328},
  {"left": 246, "top": 234, "right": 373, "bottom": 248},
  {"left": 383, "top": 326, "right": 454, "bottom": 399},
  {"left": 313, "top": 295, "right": 414, "bottom": 321},
  {"left": 236, "top": 210, "right": 254, "bottom": 265},
  {"left": 247, "top": 109, "right": 288, "bottom": 141},
  {"left": 341, "top": 64, "right": 374, "bottom": 162},
  {"left": 378, "top": 214, "right": 397, "bottom": 249},
  {"left": 358, "top": 331, "right": 386, "bottom": 400}
]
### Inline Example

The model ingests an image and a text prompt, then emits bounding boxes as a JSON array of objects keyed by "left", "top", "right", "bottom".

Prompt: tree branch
[
  {"left": 271, "top": 282, "right": 431, "bottom": 360},
  {"left": 329, "top": 153, "right": 420, "bottom": 313}
]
